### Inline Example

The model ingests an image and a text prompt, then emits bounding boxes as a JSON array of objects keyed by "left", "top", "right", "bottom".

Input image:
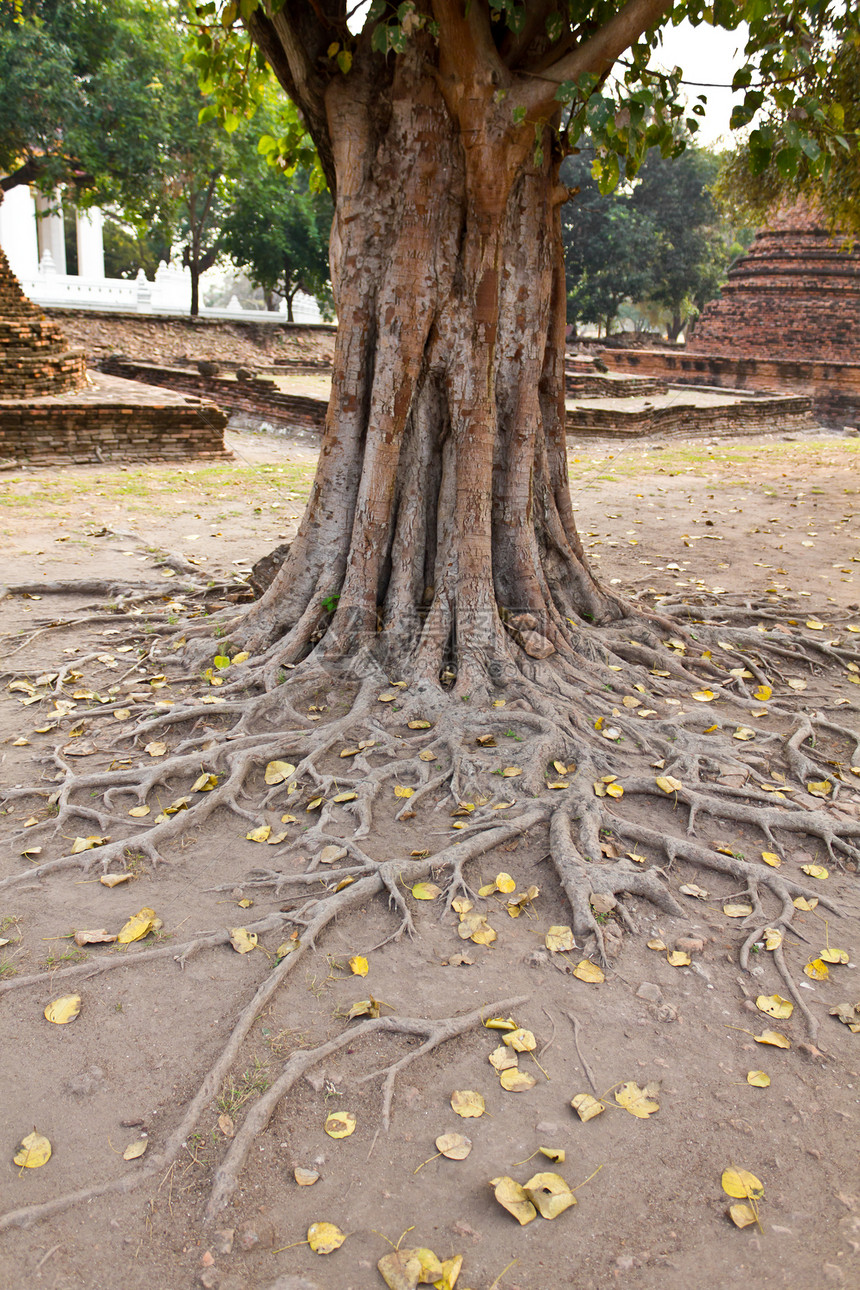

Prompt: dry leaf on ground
[
  {"left": 324, "top": 1111, "right": 356, "bottom": 1138},
  {"left": 13, "top": 1131, "right": 52, "bottom": 1169},
  {"left": 451, "top": 1090, "right": 485, "bottom": 1118},
  {"left": 307, "top": 1221, "right": 346, "bottom": 1254},
  {"left": 44, "top": 994, "right": 81, "bottom": 1024}
]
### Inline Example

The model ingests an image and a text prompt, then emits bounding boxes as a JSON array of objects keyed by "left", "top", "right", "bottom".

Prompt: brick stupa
[
  {"left": 690, "top": 201, "right": 860, "bottom": 362},
  {"left": 0, "top": 245, "right": 86, "bottom": 398}
]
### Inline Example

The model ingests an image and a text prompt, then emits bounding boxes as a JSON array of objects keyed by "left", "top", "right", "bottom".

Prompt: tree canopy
[{"left": 0, "top": 0, "right": 174, "bottom": 203}]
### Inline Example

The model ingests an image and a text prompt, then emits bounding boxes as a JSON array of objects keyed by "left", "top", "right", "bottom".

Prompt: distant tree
[
  {"left": 563, "top": 140, "right": 732, "bottom": 340},
  {"left": 101, "top": 217, "right": 172, "bottom": 282},
  {"left": 630, "top": 145, "right": 729, "bottom": 340},
  {"left": 220, "top": 160, "right": 332, "bottom": 320},
  {"left": 561, "top": 148, "right": 656, "bottom": 336}
]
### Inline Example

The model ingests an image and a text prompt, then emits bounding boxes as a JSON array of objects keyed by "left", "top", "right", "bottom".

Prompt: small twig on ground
[{"left": 566, "top": 1011, "right": 598, "bottom": 1094}]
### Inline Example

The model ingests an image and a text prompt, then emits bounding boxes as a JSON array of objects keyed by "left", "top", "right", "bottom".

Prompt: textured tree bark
[{"left": 237, "top": 19, "right": 629, "bottom": 696}]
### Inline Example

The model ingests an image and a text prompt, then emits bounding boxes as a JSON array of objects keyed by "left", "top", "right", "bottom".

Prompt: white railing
[{"left": 20, "top": 253, "right": 324, "bottom": 323}]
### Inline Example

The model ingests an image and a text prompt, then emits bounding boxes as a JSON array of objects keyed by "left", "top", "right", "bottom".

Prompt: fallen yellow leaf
[
  {"left": 412, "top": 881, "right": 442, "bottom": 900},
  {"left": 756, "top": 994, "right": 793, "bottom": 1020},
  {"left": 502, "top": 1028, "right": 536, "bottom": 1052},
  {"left": 451, "top": 1090, "right": 485, "bottom": 1119},
  {"left": 721, "top": 1167, "right": 764, "bottom": 1200},
  {"left": 123, "top": 1139, "right": 148, "bottom": 1161},
  {"left": 490, "top": 1175, "right": 537, "bottom": 1225},
  {"left": 229, "top": 928, "right": 258, "bottom": 954},
  {"left": 819, "top": 948, "right": 849, "bottom": 965},
  {"left": 191, "top": 772, "right": 218, "bottom": 792},
  {"left": 728, "top": 1201, "right": 759, "bottom": 1228},
  {"left": 524, "top": 1171, "right": 577, "bottom": 1219},
  {"left": 500, "top": 1068, "right": 537, "bottom": 1092},
  {"left": 545, "top": 925, "right": 575, "bottom": 953},
  {"left": 436, "top": 1132, "right": 472, "bottom": 1160},
  {"left": 307, "top": 1221, "right": 346, "bottom": 1254},
  {"left": 754, "top": 1030, "right": 790, "bottom": 1049},
  {"left": 572, "top": 960, "right": 604, "bottom": 984},
  {"left": 246, "top": 825, "right": 271, "bottom": 843},
  {"left": 747, "top": 1070, "right": 770, "bottom": 1087},
  {"left": 800, "top": 864, "right": 828, "bottom": 880},
  {"left": 44, "top": 994, "right": 81, "bottom": 1024},
  {"left": 324, "top": 1112, "right": 356, "bottom": 1139},
  {"left": 13, "top": 1131, "right": 51, "bottom": 1169},
  {"left": 348, "top": 954, "right": 369, "bottom": 977},
  {"left": 804, "top": 958, "right": 829, "bottom": 980},
  {"left": 570, "top": 1092, "right": 604, "bottom": 1122},
  {"left": 116, "top": 907, "right": 156, "bottom": 944},
  {"left": 616, "top": 1081, "right": 660, "bottom": 1118}
]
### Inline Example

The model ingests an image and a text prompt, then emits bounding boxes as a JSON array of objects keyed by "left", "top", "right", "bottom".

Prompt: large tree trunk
[{"left": 239, "top": 21, "right": 628, "bottom": 698}]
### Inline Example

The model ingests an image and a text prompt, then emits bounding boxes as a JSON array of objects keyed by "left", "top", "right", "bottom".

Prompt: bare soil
[{"left": 1, "top": 426, "right": 859, "bottom": 1290}]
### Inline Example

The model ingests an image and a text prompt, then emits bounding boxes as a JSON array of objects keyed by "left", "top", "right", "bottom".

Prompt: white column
[
  {"left": 34, "top": 189, "right": 67, "bottom": 274},
  {"left": 75, "top": 205, "right": 105, "bottom": 279},
  {"left": 0, "top": 184, "right": 40, "bottom": 278}
]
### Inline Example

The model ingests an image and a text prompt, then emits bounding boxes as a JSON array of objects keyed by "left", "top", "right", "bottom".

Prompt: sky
[{"left": 639, "top": 19, "right": 748, "bottom": 150}]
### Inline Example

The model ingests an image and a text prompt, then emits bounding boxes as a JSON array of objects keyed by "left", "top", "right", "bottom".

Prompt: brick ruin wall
[
  {"left": 48, "top": 308, "right": 337, "bottom": 369},
  {"left": 0, "top": 391, "right": 230, "bottom": 466},
  {"left": 100, "top": 357, "right": 327, "bottom": 433},
  {"left": 567, "top": 392, "right": 816, "bottom": 439},
  {"left": 601, "top": 350, "right": 860, "bottom": 428}
]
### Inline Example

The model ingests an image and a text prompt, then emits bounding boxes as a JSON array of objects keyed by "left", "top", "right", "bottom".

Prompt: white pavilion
[{"left": 0, "top": 184, "right": 322, "bottom": 322}]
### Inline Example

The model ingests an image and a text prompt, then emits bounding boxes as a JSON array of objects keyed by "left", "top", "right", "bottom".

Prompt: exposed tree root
[
  {"left": 0, "top": 992, "right": 523, "bottom": 1233},
  {"left": 204, "top": 995, "right": 526, "bottom": 1225},
  {"left": 2, "top": 585, "right": 858, "bottom": 1232}
]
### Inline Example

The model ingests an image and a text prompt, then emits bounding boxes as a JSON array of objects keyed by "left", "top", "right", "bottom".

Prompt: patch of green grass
[{"left": 216, "top": 1057, "right": 271, "bottom": 1117}]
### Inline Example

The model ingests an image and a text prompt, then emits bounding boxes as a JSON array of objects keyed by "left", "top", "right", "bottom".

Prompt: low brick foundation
[
  {"left": 565, "top": 372, "right": 668, "bottom": 399},
  {"left": 566, "top": 390, "right": 816, "bottom": 438},
  {"left": 600, "top": 350, "right": 860, "bottom": 428},
  {"left": 101, "top": 358, "right": 327, "bottom": 433},
  {"left": 0, "top": 371, "right": 231, "bottom": 466}
]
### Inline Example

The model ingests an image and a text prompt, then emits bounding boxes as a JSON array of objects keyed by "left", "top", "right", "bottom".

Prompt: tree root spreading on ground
[
  {"left": 1, "top": 582, "right": 859, "bottom": 1230},
  {"left": 0, "top": 993, "right": 524, "bottom": 1233}
]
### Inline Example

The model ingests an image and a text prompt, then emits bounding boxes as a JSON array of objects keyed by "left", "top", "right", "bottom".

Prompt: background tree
[
  {"left": 562, "top": 139, "right": 732, "bottom": 340},
  {"left": 629, "top": 143, "right": 728, "bottom": 340},
  {"left": 219, "top": 91, "right": 333, "bottom": 319},
  {"left": 561, "top": 145, "right": 657, "bottom": 337},
  {"left": 0, "top": 0, "right": 174, "bottom": 204},
  {"left": 716, "top": 37, "right": 860, "bottom": 235}
]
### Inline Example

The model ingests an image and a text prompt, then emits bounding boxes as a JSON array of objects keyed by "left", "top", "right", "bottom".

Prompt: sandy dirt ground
[{"left": 0, "top": 425, "right": 859, "bottom": 1290}]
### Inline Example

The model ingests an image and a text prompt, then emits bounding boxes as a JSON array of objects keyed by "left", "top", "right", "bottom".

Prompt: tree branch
[
  {"left": 434, "top": 0, "right": 507, "bottom": 88},
  {"left": 519, "top": 0, "right": 674, "bottom": 114},
  {"left": 246, "top": 5, "right": 337, "bottom": 194}
]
